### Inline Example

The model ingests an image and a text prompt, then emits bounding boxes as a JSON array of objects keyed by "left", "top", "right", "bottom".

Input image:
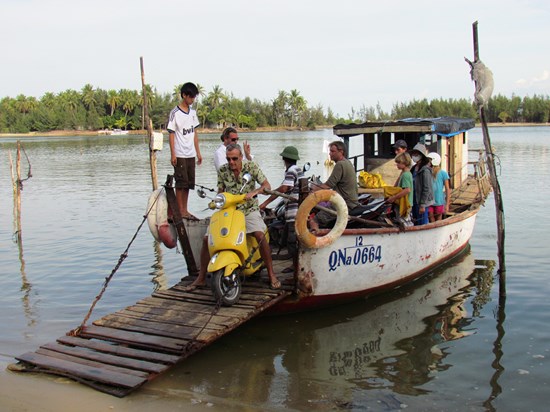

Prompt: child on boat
[
  {"left": 427, "top": 152, "right": 451, "bottom": 221},
  {"left": 385, "top": 152, "right": 414, "bottom": 227},
  {"left": 410, "top": 143, "right": 434, "bottom": 225}
]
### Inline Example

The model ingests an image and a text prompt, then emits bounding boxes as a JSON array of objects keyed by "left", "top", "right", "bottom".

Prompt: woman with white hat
[
  {"left": 427, "top": 152, "right": 451, "bottom": 221},
  {"left": 410, "top": 143, "right": 434, "bottom": 225}
]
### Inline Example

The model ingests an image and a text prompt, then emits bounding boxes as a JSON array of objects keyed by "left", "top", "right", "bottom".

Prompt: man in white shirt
[
  {"left": 167, "top": 82, "right": 202, "bottom": 220},
  {"left": 214, "top": 127, "right": 252, "bottom": 172}
]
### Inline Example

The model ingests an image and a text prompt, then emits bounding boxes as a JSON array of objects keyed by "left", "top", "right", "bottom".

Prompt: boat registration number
[{"left": 328, "top": 236, "right": 382, "bottom": 272}]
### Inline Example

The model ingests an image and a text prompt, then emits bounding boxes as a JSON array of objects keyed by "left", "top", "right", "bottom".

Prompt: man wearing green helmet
[{"left": 260, "top": 146, "right": 304, "bottom": 271}]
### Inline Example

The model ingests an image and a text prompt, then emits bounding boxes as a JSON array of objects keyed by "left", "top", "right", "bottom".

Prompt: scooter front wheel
[{"left": 211, "top": 269, "right": 241, "bottom": 306}]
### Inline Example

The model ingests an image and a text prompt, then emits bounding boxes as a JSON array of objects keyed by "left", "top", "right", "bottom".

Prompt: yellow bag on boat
[
  {"left": 384, "top": 186, "right": 411, "bottom": 217},
  {"left": 358, "top": 171, "right": 387, "bottom": 188}
]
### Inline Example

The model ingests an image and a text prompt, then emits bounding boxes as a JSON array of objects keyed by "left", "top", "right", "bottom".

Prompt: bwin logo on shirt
[{"left": 182, "top": 126, "right": 195, "bottom": 136}]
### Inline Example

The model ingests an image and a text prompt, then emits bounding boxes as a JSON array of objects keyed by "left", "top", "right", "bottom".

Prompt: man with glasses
[
  {"left": 185, "top": 143, "right": 280, "bottom": 291},
  {"left": 213, "top": 127, "right": 252, "bottom": 172}
]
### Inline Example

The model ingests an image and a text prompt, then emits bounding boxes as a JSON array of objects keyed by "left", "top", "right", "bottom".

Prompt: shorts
[
  {"left": 173, "top": 157, "right": 195, "bottom": 189},
  {"left": 245, "top": 210, "right": 267, "bottom": 234},
  {"left": 430, "top": 205, "right": 445, "bottom": 215}
]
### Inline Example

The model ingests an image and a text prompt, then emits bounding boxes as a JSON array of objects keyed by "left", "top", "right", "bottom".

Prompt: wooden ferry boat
[
  {"left": 11, "top": 117, "right": 492, "bottom": 396},
  {"left": 181, "top": 116, "right": 491, "bottom": 314}
]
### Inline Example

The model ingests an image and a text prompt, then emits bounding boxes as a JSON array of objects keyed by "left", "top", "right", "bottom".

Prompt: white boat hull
[{"left": 272, "top": 209, "right": 478, "bottom": 313}]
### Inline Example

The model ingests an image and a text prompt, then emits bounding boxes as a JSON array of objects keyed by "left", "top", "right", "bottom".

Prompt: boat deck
[
  {"left": 450, "top": 175, "right": 490, "bottom": 211},
  {"left": 12, "top": 259, "right": 294, "bottom": 397}
]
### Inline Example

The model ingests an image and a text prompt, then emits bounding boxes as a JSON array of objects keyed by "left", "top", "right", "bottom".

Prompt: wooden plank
[
  {"left": 171, "top": 283, "right": 283, "bottom": 297},
  {"left": 113, "top": 308, "right": 230, "bottom": 329},
  {"left": 36, "top": 348, "right": 148, "bottom": 378},
  {"left": 40, "top": 342, "right": 168, "bottom": 374},
  {"left": 93, "top": 317, "right": 220, "bottom": 343},
  {"left": 16, "top": 351, "right": 147, "bottom": 389},
  {"left": 153, "top": 289, "right": 269, "bottom": 308},
  {"left": 56, "top": 336, "right": 179, "bottom": 364},
  {"left": 153, "top": 289, "right": 217, "bottom": 304},
  {"left": 99, "top": 312, "right": 225, "bottom": 332},
  {"left": 135, "top": 297, "right": 252, "bottom": 317},
  {"left": 122, "top": 304, "right": 238, "bottom": 323},
  {"left": 79, "top": 325, "right": 187, "bottom": 353}
]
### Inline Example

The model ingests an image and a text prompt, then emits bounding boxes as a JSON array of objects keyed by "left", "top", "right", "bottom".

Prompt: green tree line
[{"left": 1, "top": 83, "right": 549, "bottom": 134}]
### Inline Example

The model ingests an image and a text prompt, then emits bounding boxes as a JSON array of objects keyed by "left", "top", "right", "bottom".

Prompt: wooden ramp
[{"left": 13, "top": 274, "right": 292, "bottom": 397}]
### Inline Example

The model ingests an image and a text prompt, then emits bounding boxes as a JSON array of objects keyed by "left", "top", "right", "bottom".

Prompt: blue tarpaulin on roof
[{"left": 334, "top": 116, "right": 475, "bottom": 137}]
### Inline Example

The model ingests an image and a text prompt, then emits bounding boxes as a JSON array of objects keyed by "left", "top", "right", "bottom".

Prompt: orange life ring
[{"left": 295, "top": 189, "right": 348, "bottom": 249}]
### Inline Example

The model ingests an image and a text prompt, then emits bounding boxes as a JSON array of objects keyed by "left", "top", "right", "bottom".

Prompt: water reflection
[
  {"left": 9, "top": 147, "right": 38, "bottom": 328},
  {"left": 149, "top": 241, "right": 168, "bottom": 291},
  {"left": 482, "top": 259, "right": 505, "bottom": 412},
  {"left": 155, "top": 249, "right": 496, "bottom": 408}
]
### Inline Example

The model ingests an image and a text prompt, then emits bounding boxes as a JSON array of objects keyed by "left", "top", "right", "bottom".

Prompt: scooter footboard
[{"left": 207, "top": 251, "right": 241, "bottom": 277}]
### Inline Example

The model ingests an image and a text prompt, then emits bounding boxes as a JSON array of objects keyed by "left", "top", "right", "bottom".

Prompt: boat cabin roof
[
  {"left": 331, "top": 116, "right": 476, "bottom": 189},
  {"left": 333, "top": 116, "right": 475, "bottom": 138}
]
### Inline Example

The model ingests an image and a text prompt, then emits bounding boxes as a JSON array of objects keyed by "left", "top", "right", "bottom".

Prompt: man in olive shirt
[{"left": 310, "top": 141, "right": 358, "bottom": 230}]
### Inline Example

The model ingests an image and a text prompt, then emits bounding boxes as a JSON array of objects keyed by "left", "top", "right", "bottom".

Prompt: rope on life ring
[{"left": 295, "top": 189, "right": 348, "bottom": 249}]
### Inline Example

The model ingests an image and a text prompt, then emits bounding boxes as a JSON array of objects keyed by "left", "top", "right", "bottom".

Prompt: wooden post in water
[
  {"left": 15, "top": 142, "right": 22, "bottom": 245},
  {"left": 140, "top": 56, "right": 158, "bottom": 191},
  {"left": 163, "top": 175, "right": 199, "bottom": 276},
  {"left": 467, "top": 21, "right": 506, "bottom": 293}
]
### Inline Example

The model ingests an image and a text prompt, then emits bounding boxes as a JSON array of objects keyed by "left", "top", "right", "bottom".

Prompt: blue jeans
[{"left": 412, "top": 204, "right": 429, "bottom": 225}]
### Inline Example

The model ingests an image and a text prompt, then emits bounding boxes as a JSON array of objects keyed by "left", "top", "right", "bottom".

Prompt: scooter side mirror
[
  {"left": 303, "top": 162, "right": 311, "bottom": 172},
  {"left": 240, "top": 173, "right": 252, "bottom": 193},
  {"left": 197, "top": 188, "right": 207, "bottom": 198}
]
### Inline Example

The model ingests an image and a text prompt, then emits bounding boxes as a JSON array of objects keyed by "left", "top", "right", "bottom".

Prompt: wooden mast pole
[
  {"left": 140, "top": 56, "right": 158, "bottom": 191},
  {"left": 469, "top": 21, "right": 506, "bottom": 292}
]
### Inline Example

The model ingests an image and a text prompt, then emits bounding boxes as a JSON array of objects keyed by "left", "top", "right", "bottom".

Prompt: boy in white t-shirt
[{"left": 167, "top": 82, "right": 202, "bottom": 220}]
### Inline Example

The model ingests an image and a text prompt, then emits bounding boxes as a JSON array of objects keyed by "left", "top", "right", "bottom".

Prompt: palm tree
[
  {"left": 196, "top": 83, "right": 206, "bottom": 100},
  {"left": 196, "top": 104, "right": 209, "bottom": 128},
  {"left": 113, "top": 116, "right": 128, "bottom": 130},
  {"left": 173, "top": 84, "right": 183, "bottom": 100},
  {"left": 81, "top": 84, "right": 97, "bottom": 110},
  {"left": 120, "top": 89, "right": 139, "bottom": 117},
  {"left": 59, "top": 90, "right": 80, "bottom": 113},
  {"left": 15, "top": 94, "right": 37, "bottom": 114},
  {"left": 288, "top": 89, "right": 306, "bottom": 127},
  {"left": 106, "top": 90, "right": 121, "bottom": 116},
  {"left": 272, "top": 90, "right": 288, "bottom": 127},
  {"left": 41, "top": 92, "right": 57, "bottom": 108},
  {"left": 207, "top": 85, "right": 225, "bottom": 110}
]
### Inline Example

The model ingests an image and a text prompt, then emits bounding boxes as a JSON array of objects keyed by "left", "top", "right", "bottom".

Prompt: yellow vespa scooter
[{"left": 201, "top": 174, "right": 267, "bottom": 306}]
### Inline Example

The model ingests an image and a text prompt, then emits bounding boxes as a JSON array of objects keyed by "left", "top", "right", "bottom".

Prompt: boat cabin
[{"left": 332, "top": 117, "right": 476, "bottom": 191}]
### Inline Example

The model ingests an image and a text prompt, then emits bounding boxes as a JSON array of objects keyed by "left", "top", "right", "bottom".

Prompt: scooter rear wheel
[{"left": 211, "top": 269, "right": 241, "bottom": 306}]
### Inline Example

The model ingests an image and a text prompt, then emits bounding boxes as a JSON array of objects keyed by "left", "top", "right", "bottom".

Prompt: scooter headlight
[{"left": 213, "top": 194, "right": 226, "bottom": 209}]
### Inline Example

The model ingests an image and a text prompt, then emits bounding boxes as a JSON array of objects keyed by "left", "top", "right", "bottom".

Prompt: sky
[{"left": 1, "top": 0, "right": 549, "bottom": 117}]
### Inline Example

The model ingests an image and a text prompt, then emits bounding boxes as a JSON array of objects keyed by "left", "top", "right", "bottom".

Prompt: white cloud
[{"left": 515, "top": 70, "right": 550, "bottom": 88}]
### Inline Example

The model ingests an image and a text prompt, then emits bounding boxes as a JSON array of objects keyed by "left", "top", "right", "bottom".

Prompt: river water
[{"left": 0, "top": 127, "right": 549, "bottom": 411}]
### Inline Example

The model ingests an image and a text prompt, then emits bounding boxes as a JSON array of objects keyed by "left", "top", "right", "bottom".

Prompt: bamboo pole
[
  {"left": 140, "top": 56, "right": 158, "bottom": 190},
  {"left": 15, "top": 142, "right": 22, "bottom": 245},
  {"left": 468, "top": 21, "right": 506, "bottom": 290}
]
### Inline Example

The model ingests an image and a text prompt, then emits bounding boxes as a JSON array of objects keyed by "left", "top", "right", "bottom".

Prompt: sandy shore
[
  {"left": 0, "top": 358, "right": 218, "bottom": 412},
  {"left": 0, "top": 123, "right": 547, "bottom": 138},
  {"left": 0, "top": 126, "right": 321, "bottom": 138}
]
